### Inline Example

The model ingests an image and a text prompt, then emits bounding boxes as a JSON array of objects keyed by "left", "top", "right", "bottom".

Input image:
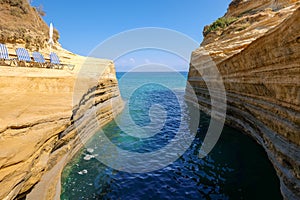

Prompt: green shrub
[{"left": 204, "top": 17, "right": 238, "bottom": 36}]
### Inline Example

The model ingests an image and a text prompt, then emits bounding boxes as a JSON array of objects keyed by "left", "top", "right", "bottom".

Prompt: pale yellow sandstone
[
  {"left": 188, "top": 0, "right": 300, "bottom": 199},
  {"left": 0, "top": 53, "right": 124, "bottom": 199}
]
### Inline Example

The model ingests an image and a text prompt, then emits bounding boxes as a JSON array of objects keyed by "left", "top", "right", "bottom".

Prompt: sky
[{"left": 30, "top": 0, "right": 231, "bottom": 71}]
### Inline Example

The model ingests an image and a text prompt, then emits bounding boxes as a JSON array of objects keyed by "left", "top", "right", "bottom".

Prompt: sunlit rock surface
[
  {"left": 0, "top": 56, "right": 123, "bottom": 200},
  {"left": 187, "top": 0, "right": 300, "bottom": 199}
]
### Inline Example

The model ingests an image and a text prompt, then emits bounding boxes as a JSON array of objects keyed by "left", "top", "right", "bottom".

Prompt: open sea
[{"left": 61, "top": 72, "right": 282, "bottom": 200}]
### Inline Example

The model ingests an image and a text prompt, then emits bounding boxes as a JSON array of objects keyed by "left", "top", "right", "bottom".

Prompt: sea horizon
[{"left": 0, "top": 0, "right": 298, "bottom": 199}]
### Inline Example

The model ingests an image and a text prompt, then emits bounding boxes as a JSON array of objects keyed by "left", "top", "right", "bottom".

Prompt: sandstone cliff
[
  {"left": 0, "top": 56, "right": 124, "bottom": 200},
  {"left": 187, "top": 0, "right": 299, "bottom": 199},
  {"left": 0, "top": 1, "right": 124, "bottom": 200}
]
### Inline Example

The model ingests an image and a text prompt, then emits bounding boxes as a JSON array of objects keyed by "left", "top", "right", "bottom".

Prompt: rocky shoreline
[
  {"left": 0, "top": 55, "right": 124, "bottom": 199},
  {"left": 187, "top": 1, "right": 300, "bottom": 199}
]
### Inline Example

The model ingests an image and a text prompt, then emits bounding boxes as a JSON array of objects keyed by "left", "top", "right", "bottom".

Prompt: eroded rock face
[
  {"left": 227, "top": 0, "right": 299, "bottom": 17},
  {"left": 187, "top": 0, "right": 299, "bottom": 199},
  {"left": 0, "top": 0, "right": 60, "bottom": 51},
  {"left": 0, "top": 57, "right": 123, "bottom": 200}
]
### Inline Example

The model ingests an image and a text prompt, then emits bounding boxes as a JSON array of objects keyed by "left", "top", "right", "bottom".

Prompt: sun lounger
[
  {"left": 32, "top": 51, "right": 48, "bottom": 68},
  {"left": 15, "top": 48, "right": 33, "bottom": 67},
  {"left": 0, "top": 43, "right": 16, "bottom": 66},
  {"left": 50, "top": 52, "right": 75, "bottom": 70}
]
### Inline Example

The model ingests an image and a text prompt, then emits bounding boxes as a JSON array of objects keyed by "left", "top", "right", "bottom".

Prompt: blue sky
[{"left": 31, "top": 0, "right": 231, "bottom": 71}]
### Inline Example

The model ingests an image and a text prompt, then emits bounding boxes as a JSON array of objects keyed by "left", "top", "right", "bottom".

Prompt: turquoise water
[{"left": 61, "top": 72, "right": 282, "bottom": 199}]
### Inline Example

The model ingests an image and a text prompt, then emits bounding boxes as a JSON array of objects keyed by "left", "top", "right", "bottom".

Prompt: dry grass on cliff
[
  {"left": 1, "top": 0, "right": 29, "bottom": 17},
  {"left": 0, "top": 0, "right": 59, "bottom": 51}
]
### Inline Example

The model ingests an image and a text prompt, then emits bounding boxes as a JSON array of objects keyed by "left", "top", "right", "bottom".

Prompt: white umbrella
[{"left": 48, "top": 22, "right": 54, "bottom": 53}]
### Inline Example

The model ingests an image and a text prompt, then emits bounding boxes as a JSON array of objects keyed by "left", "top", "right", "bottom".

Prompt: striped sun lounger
[
  {"left": 0, "top": 43, "right": 16, "bottom": 66},
  {"left": 15, "top": 48, "right": 33, "bottom": 67},
  {"left": 50, "top": 52, "right": 75, "bottom": 70},
  {"left": 32, "top": 51, "right": 48, "bottom": 68}
]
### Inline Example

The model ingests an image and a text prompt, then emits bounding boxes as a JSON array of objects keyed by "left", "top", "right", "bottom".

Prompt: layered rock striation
[
  {"left": 0, "top": 1, "right": 124, "bottom": 199},
  {"left": 187, "top": 0, "right": 299, "bottom": 199},
  {"left": 0, "top": 57, "right": 123, "bottom": 200}
]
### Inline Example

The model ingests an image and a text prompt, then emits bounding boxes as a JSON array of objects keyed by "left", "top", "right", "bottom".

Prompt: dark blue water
[{"left": 61, "top": 72, "right": 282, "bottom": 200}]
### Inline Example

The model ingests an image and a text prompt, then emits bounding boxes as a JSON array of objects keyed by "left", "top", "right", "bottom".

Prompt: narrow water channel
[{"left": 61, "top": 72, "right": 282, "bottom": 200}]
